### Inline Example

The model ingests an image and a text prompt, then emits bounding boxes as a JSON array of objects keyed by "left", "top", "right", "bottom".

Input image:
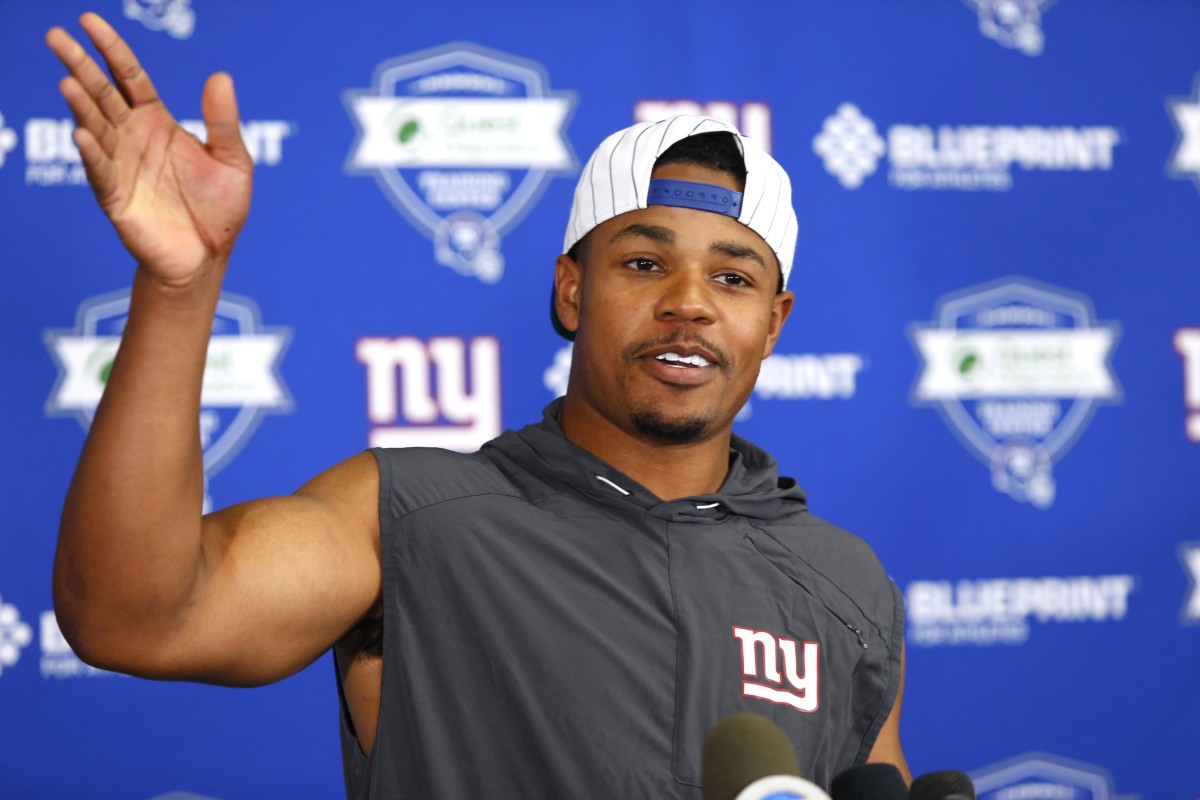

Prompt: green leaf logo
[
  {"left": 958, "top": 352, "right": 978, "bottom": 375},
  {"left": 397, "top": 119, "right": 419, "bottom": 144},
  {"left": 98, "top": 359, "right": 113, "bottom": 384}
]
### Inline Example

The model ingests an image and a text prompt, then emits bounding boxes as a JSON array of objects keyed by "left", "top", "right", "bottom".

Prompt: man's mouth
[{"left": 654, "top": 352, "right": 712, "bottom": 368}]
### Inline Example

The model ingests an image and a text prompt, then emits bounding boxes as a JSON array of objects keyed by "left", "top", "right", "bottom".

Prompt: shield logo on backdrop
[
  {"left": 45, "top": 290, "right": 291, "bottom": 511},
  {"left": 909, "top": 277, "right": 1120, "bottom": 508},
  {"left": 344, "top": 43, "right": 577, "bottom": 283}
]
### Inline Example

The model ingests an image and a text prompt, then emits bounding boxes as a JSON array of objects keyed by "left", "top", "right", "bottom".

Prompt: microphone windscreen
[
  {"left": 910, "top": 770, "right": 977, "bottom": 800},
  {"left": 702, "top": 713, "right": 802, "bottom": 800},
  {"left": 829, "top": 763, "right": 908, "bottom": 800}
]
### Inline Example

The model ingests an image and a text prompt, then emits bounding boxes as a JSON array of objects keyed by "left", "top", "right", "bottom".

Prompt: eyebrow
[
  {"left": 607, "top": 224, "right": 769, "bottom": 272},
  {"left": 709, "top": 240, "right": 766, "bottom": 270},
  {"left": 608, "top": 223, "right": 676, "bottom": 246}
]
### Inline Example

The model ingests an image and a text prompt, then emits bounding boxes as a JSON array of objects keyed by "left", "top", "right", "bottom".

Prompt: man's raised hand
[{"left": 46, "top": 13, "right": 253, "bottom": 289}]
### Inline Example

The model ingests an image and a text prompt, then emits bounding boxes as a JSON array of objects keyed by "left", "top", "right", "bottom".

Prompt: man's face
[{"left": 555, "top": 161, "right": 794, "bottom": 446}]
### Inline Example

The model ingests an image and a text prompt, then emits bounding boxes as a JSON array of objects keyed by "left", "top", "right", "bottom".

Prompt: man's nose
[{"left": 654, "top": 267, "right": 716, "bottom": 325}]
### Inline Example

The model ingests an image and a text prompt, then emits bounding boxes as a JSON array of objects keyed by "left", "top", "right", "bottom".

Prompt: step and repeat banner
[{"left": 2, "top": 1, "right": 1198, "bottom": 797}]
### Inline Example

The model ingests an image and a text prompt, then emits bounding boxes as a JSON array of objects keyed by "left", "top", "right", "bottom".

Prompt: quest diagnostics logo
[
  {"left": 909, "top": 277, "right": 1120, "bottom": 508},
  {"left": 0, "top": 594, "right": 34, "bottom": 679},
  {"left": 813, "top": 103, "right": 1120, "bottom": 191},
  {"left": 45, "top": 290, "right": 292, "bottom": 511},
  {"left": 345, "top": 43, "right": 577, "bottom": 284},
  {"left": 970, "top": 752, "right": 1134, "bottom": 800}
]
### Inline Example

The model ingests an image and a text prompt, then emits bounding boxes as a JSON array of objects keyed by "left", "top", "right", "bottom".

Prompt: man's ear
[
  {"left": 554, "top": 253, "right": 583, "bottom": 336},
  {"left": 763, "top": 289, "right": 795, "bottom": 358}
]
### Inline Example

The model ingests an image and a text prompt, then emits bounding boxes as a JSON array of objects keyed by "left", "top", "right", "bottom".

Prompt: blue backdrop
[{"left": 2, "top": 1, "right": 1198, "bottom": 797}]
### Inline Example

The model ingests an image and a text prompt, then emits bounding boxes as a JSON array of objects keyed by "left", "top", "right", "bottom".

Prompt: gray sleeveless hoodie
[{"left": 338, "top": 400, "right": 903, "bottom": 798}]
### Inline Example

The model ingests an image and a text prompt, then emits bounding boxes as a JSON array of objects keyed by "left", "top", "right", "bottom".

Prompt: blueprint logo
[
  {"left": 1176, "top": 328, "right": 1200, "bottom": 441},
  {"left": 906, "top": 574, "right": 1135, "bottom": 647},
  {"left": 813, "top": 104, "right": 1120, "bottom": 191},
  {"left": 1167, "top": 73, "right": 1200, "bottom": 193},
  {"left": 962, "top": 0, "right": 1057, "bottom": 56},
  {"left": 45, "top": 290, "right": 292, "bottom": 511},
  {"left": 357, "top": 335, "right": 501, "bottom": 451},
  {"left": 1181, "top": 543, "right": 1200, "bottom": 625},
  {"left": 345, "top": 43, "right": 576, "bottom": 283},
  {"left": 124, "top": 0, "right": 195, "bottom": 40},
  {"left": 24, "top": 117, "right": 292, "bottom": 187},
  {"left": 635, "top": 100, "right": 774, "bottom": 154},
  {"left": 0, "top": 594, "right": 33, "bottom": 679},
  {"left": 0, "top": 112, "right": 17, "bottom": 169},
  {"left": 909, "top": 277, "right": 1120, "bottom": 508},
  {"left": 970, "top": 752, "right": 1133, "bottom": 800}
]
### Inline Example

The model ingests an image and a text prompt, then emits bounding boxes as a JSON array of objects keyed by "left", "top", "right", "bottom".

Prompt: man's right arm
[{"left": 48, "top": 14, "right": 381, "bottom": 686}]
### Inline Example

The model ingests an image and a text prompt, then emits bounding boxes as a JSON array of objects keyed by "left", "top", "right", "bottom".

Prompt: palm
[
  {"left": 48, "top": 14, "right": 253, "bottom": 284},
  {"left": 105, "top": 102, "right": 252, "bottom": 281}
]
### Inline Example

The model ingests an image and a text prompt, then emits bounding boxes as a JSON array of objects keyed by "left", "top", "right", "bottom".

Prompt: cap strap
[{"left": 647, "top": 178, "right": 742, "bottom": 218}]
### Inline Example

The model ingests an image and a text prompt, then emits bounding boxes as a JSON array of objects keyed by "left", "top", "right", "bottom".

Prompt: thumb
[{"left": 201, "top": 72, "right": 251, "bottom": 168}]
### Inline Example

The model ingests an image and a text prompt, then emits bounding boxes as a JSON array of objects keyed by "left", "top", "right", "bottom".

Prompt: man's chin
[{"left": 629, "top": 408, "right": 713, "bottom": 445}]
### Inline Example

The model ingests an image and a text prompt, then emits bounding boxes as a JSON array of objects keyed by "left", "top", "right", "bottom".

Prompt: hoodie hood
[{"left": 481, "top": 399, "right": 808, "bottom": 522}]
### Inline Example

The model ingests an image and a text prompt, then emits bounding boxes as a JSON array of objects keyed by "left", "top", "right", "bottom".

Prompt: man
[{"left": 47, "top": 12, "right": 908, "bottom": 798}]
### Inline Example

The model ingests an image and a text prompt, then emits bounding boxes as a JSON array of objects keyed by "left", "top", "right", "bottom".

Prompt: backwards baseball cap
[{"left": 553, "top": 114, "right": 798, "bottom": 340}]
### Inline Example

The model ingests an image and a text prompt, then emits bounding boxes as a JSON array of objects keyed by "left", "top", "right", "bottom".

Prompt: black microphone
[
  {"left": 829, "top": 763, "right": 908, "bottom": 800},
  {"left": 910, "top": 770, "right": 976, "bottom": 800},
  {"left": 701, "top": 712, "right": 831, "bottom": 800}
]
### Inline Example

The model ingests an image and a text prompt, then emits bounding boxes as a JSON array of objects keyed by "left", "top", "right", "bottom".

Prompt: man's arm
[
  {"left": 866, "top": 638, "right": 911, "bottom": 784},
  {"left": 47, "top": 13, "right": 380, "bottom": 686}
]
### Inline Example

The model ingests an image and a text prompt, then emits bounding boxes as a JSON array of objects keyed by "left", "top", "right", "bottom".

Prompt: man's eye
[
  {"left": 718, "top": 273, "right": 750, "bottom": 287},
  {"left": 627, "top": 258, "right": 658, "bottom": 271}
]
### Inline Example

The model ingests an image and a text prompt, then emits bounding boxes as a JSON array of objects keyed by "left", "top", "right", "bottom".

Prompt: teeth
[{"left": 655, "top": 352, "right": 711, "bottom": 367}]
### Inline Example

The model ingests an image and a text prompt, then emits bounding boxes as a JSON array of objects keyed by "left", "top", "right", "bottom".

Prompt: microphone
[
  {"left": 701, "top": 712, "right": 831, "bottom": 800},
  {"left": 829, "top": 763, "right": 908, "bottom": 800},
  {"left": 910, "top": 770, "right": 977, "bottom": 800}
]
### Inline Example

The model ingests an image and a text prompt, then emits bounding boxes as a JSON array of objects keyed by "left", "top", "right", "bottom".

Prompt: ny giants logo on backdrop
[
  {"left": 45, "top": 290, "right": 291, "bottom": 511},
  {"left": 0, "top": 594, "right": 33, "bottom": 680},
  {"left": 357, "top": 336, "right": 500, "bottom": 452},
  {"left": 634, "top": 100, "right": 773, "bottom": 153},
  {"left": 123, "top": 0, "right": 195, "bottom": 39},
  {"left": 906, "top": 574, "right": 1135, "bottom": 647},
  {"left": 812, "top": 103, "right": 1119, "bottom": 191},
  {"left": 970, "top": 752, "right": 1134, "bottom": 800},
  {"left": 1166, "top": 73, "right": 1200, "bottom": 193},
  {"left": 19, "top": 116, "right": 293, "bottom": 187},
  {"left": 961, "top": 0, "right": 1057, "bottom": 56},
  {"left": 345, "top": 44, "right": 577, "bottom": 284},
  {"left": 731, "top": 627, "right": 819, "bottom": 713},
  {"left": 1175, "top": 328, "right": 1200, "bottom": 442},
  {"left": 909, "top": 277, "right": 1120, "bottom": 508}
]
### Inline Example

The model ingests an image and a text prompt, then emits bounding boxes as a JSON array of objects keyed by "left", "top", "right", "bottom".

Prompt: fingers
[
  {"left": 201, "top": 73, "right": 252, "bottom": 170},
  {"left": 45, "top": 13, "right": 161, "bottom": 130},
  {"left": 71, "top": 126, "right": 118, "bottom": 207},
  {"left": 78, "top": 13, "right": 161, "bottom": 109},
  {"left": 58, "top": 75, "right": 119, "bottom": 159}
]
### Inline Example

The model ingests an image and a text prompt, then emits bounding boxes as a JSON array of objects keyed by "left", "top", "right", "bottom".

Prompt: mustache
[{"left": 624, "top": 332, "right": 732, "bottom": 372}]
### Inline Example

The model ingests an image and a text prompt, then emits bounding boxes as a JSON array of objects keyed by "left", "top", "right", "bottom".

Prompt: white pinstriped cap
[{"left": 563, "top": 114, "right": 798, "bottom": 287}]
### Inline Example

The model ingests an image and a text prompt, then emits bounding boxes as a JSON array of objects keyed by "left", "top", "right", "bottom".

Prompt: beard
[{"left": 629, "top": 405, "right": 713, "bottom": 444}]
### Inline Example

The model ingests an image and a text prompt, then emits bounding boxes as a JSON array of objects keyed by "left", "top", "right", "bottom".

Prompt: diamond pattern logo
[
  {"left": 0, "top": 595, "right": 33, "bottom": 678},
  {"left": 812, "top": 103, "right": 885, "bottom": 189}
]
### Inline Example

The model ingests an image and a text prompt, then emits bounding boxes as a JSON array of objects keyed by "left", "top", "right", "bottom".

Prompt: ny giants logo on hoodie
[{"left": 732, "top": 626, "right": 820, "bottom": 712}]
